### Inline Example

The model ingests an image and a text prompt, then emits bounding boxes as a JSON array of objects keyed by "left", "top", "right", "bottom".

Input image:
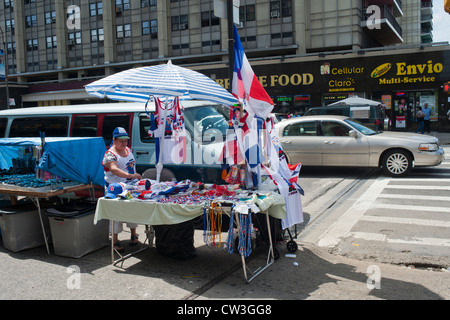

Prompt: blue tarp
[{"left": 0, "top": 137, "right": 106, "bottom": 186}]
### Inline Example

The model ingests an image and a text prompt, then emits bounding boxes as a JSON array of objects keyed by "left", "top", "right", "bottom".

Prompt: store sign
[
  {"left": 205, "top": 49, "right": 449, "bottom": 94},
  {"left": 376, "top": 60, "right": 443, "bottom": 85}
]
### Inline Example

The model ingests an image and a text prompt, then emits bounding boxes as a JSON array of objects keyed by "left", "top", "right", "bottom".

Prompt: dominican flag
[{"left": 232, "top": 26, "right": 274, "bottom": 119}]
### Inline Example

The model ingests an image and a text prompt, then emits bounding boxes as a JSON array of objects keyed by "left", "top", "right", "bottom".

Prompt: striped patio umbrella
[
  {"left": 84, "top": 60, "right": 237, "bottom": 182},
  {"left": 85, "top": 60, "right": 237, "bottom": 106}
]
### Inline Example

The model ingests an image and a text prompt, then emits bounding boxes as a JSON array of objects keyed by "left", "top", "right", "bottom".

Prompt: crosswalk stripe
[
  {"left": 317, "top": 178, "right": 390, "bottom": 247},
  {"left": 378, "top": 194, "right": 450, "bottom": 202},
  {"left": 375, "top": 203, "right": 450, "bottom": 213},
  {"left": 359, "top": 215, "right": 450, "bottom": 227},
  {"left": 391, "top": 178, "right": 450, "bottom": 182},
  {"left": 348, "top": 232, "right": 450, "bottom": 247},
  {"left": 384, "top": 185, "right": 450, "bottom": 190}
]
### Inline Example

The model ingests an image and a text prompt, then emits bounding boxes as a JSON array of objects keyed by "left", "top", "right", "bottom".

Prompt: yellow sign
[{"left": 371, "top": 63, "right": 391, "bottom": 78}]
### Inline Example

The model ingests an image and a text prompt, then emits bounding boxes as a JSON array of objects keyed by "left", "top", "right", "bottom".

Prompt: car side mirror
[{"left": 349, "top": 130, "right": 358, "bottom": 138}]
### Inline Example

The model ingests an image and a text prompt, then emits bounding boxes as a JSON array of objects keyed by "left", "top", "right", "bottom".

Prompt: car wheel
[{"left": 381, "top": 149, "right": 412, "bottom": 177}]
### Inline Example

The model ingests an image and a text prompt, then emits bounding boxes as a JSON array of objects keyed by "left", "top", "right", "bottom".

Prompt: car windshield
[
  {"left": 183, "top": 105, "right": 229, "bottom": 143},
  {"left": 344, "top": 119, "right": 378, "bottom": 135}
]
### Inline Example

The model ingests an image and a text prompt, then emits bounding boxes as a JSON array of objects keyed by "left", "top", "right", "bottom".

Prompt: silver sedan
[{"left": 274, "top": 115, "right": 445, "bottom": 177}]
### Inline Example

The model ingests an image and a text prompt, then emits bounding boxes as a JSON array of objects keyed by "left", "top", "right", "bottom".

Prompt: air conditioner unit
[
  {"left": 67, "top": 39, "right": 75, "bottom": 46},
  {"left": 180, "top": 23, "right": 188, "bottom": 30},
  {"left": 116, "top": 38, "right": 123, "bottom": 44},
  {"left": 271, "top": 10, "right": 280, "bottom": 18}
]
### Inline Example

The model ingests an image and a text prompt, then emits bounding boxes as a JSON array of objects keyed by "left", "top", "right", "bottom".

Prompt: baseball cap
[
  {"left": 104, "top": 183, "right": 124, "bottom": 199},
  {"left": 112, "top": 127, "right": 130, "bottom": 139}
]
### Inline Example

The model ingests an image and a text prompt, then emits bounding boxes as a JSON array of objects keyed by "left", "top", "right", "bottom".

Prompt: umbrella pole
[{"left": 156, "top": 96, "right": 169, "bottom": 183}]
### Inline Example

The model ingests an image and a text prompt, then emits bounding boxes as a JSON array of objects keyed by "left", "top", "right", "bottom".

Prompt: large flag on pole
[{"left": 232, "top": 26, "right": 274, "bottom": 119}]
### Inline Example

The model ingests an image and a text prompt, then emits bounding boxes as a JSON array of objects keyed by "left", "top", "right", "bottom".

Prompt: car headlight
[{"left": 419, "top": 143, "right": 439, "bottom": 151}]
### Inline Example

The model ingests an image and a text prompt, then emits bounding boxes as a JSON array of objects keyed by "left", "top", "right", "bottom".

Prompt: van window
[
  {"left": 183, "top": 105, "right": 229, "bottom": 143},
  {"left": 0, "top": 118, "right": 7, "bottom": 137},
  {"left": 9, "top": 116, "right": 69, "bottom": 137},
  {"left": 139, "top": 114, "right": 154, "bottom": 143},
  {"left": 72, "top": 115, "right": 98, "bottom": 137},
  {"left": 325, "top": 109, "right": 346, "bottom": 116},
  {"left": 102, "top": 114, "right": 131, "bottom": 146}
]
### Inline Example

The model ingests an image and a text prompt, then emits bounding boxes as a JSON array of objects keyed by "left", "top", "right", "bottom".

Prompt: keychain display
[{"left": 203, "top": 201, "right": 223, "bottom": 249}]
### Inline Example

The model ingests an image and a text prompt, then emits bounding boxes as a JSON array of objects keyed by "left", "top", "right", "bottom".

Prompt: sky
[{"left": 432, "top": 0, "right": 450, "bottom": 42}]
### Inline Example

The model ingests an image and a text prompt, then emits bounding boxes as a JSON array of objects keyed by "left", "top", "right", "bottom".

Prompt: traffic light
[
  {"left": 445, "top": 0, "right": 450, "bottom": 13},
  {"left": 444, "top": 82, "right": 450, "bottom": 94}
]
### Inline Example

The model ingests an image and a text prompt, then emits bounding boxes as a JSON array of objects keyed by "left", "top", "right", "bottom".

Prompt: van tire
[
  {"left": 381, "top": 149, "right": 412, "bottom": 177},
  {"left": 142, "top": 168, "right": 176, "bottom": 182}
]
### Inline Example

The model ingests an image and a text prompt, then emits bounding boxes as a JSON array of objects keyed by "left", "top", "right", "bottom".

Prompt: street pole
[
  {"left": 227, "top": 0, "right": 234, "bottom": 93},
  {"left": 0, "top": 26, "right": 10, "bottom": 109}
]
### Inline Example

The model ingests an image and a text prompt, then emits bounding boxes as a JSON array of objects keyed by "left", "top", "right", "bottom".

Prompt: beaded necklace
[{"left": 203, "top": 201, "right": 223, "bottom": 248}]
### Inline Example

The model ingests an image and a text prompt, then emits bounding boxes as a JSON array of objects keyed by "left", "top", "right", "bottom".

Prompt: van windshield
[{"left": 183, "top": 105, "right": 229, "bottom": 143}]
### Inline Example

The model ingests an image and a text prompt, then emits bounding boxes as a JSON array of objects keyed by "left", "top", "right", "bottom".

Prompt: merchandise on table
[{"left": 0, "top": 173, "right": 73, "bottom": 189}]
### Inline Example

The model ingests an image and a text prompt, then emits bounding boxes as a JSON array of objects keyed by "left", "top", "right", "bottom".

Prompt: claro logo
[{"left": 371, "top": 63, "right": 391, "bottom": 78}]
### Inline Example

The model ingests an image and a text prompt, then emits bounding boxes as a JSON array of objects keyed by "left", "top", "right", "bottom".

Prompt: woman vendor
[{"left": 102, "top": 127, "right": 142, "bottom": 253}]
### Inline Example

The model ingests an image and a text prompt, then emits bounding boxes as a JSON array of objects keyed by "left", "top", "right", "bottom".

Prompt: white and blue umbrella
[
  {"left": 85, "top": 60, "right": 237, "bottom": 106},
  {"left": 85, "top": 60, "right": 238, "bottom": 182}
]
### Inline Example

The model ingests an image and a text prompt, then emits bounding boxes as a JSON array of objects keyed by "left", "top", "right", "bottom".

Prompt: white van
[{"left": 0, "top": 101, "right": 229, "bottom": 183}]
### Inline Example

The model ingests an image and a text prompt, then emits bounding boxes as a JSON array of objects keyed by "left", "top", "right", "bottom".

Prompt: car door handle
[
  {"left": 324, "top": 141, "right": 335, "bottom": 144},
  {"left": 281, "top": 140, "right": 291, "bottom": 144},
  {"left": 136, "top": 151, "right": 149, "bottom": 155}
]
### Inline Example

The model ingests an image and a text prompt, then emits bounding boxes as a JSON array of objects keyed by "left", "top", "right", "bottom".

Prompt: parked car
[
  {"left": 272, "top": 113, "right": 291, "bottom": 122},
  {"left": 274, "top": 115, "right": 444, "bottom": 177},
  {"left": 304, "top": 104, "right": 385, "bottom": 131}
]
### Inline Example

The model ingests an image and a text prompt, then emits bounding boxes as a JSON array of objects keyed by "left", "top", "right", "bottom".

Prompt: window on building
[
  {"left": 5, "top": 19, "right": 14, "bottom": 32},
  {"left": 240, "top": 5, "right": 256, "bottom": 22},
  {"left": 90, "top": 2, "right": 103, "bottom": 16},
  {"left": 45, "top": 11, "right": 56, "bottom": 24},
  {"left": 7, "top": 42, "right": 15, "bottom": 55},
  {"left": 27, "top": 38, "right": 38, "bottom": 51},
  {"left": 142, "top": 20, "right": 157, "bottom": 38},
  {"left": 141, "top": 0, "right": 156, "bottom": 7},
  {"left": 117, "top": 24, "right": 131, "bottom": 38},
  {"left": 142, "top": 21, "right": 150, "bottom": 35},
  {"left": 68, "top": 32, "right": 82, "bottom": 45},
  {"left": 116, "top": 0, "right": 130, "bottom": 13},
  {"left": 46, "top": 36, "right": 57, "bottom": 48},
  {"left": 4, "top": 0, "right": 13, "bottom": 9},
  {"left": 91, "top": 29, "right": 104, "bottom": 42},
  {"left": 201, "top": 11, "right": 220, "bottom": 27},
  {"left": 270, "top": 0, "right": 292, "bottom": 19},
  {"left": 171, "top": 14, "right": 188, "bottom": 31},
  {"left": 25, "top": 15, "right": 37, "bottom": 28}
]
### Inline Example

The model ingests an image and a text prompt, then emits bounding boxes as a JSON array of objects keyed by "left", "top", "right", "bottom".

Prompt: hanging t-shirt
[{"left": 148, "top": 96, "right": 186, "bottom": 164}]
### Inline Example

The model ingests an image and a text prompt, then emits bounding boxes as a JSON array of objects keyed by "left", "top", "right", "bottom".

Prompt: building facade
[{"left": 1, "top": 0, "right": 449, "bottom": 131}]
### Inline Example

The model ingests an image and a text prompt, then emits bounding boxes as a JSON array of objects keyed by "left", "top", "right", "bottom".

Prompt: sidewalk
[{"left": 1, "top": 221, "right": 448, "bottom": 300}]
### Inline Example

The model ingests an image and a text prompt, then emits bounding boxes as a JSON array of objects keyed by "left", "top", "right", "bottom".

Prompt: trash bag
[{"left": 153, "top": 219, "right": 196, "bottom": 260}]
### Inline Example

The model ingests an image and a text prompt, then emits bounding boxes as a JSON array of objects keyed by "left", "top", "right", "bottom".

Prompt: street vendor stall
[
  {"left": 0, "top": 137, "right": 106, "bottom": 254},
  {"left": 94, "top": 180, "right": 286, "bottom": 282}
]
